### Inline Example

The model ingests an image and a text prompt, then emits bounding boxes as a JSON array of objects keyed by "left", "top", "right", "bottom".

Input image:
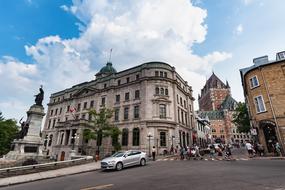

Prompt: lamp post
[{"left": 147, "top": 132, "right": 153, "bottom": 157}]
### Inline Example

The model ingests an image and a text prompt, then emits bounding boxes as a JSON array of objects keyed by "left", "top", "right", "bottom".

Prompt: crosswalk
[{"left": 155, "top": 157, "right": 249, "bottom": 162}]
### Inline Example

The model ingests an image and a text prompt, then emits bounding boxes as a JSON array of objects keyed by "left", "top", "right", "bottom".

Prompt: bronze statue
[
  {"left": 35, "top": 85, "right": 44, "bottom": 106},
  {"left": 17, "top": 117, "right": 30, "bottom": 139}
]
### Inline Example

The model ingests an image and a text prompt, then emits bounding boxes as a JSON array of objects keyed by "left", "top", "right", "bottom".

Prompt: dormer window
[{"left": 250, "top": 76, "right": 259, "bottom": 89}]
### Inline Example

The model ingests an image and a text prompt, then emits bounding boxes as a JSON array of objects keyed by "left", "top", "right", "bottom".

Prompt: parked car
[{"left": 101, "top": 150, "right": 147, "bottom": 171}]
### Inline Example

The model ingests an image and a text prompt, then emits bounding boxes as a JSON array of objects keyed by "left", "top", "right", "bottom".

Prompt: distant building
[
  {"left": 195, "top": 115, "right": 211, "bottom": 148},
  {"left": 42, "top": 62, "right": 196, "bottom": 160},
  {"left": 198, "top": 73, "right": 250, "bottom": 144},
  {"left": 240, "top": 51, "right": 285, "bottom": 153}
]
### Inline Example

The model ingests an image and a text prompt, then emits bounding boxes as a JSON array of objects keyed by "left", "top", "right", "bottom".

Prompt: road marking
[{"left": 81, "top": 184, "right": 114, "bottom": 190}]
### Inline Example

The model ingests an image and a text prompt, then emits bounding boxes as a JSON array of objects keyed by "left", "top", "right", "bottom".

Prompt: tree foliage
[
  {"left": 0, "top": 112, "right": 19, "bottom": 156},
  {"left": 232, "top": 102, "right": 251, "bottom": 133},
  {"left": 83, "top": 108, "right": 121, "bottom": 152}
]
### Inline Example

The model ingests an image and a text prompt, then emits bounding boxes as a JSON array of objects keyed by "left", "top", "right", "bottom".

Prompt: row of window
[
  {"left": 177, "top": 95, "right": 188, "bottom": 109},
  {"left": 178, "top": 108, "right": 188, "bottom": 125},
  {"left": 114, "top": 105, "right": 140, "bottom": 121},
  {"left": 115, "top": 90, "right": 140, "bottom": 103},
  {"left": 155, "top": 87, "right": 168, "bottom": 96},
  {"left": 233, "top": 134, "right": 250, "bottom": 139},
  {"left": 249, "top": 76, "right": 267, "bottom": 114},
  {"left": 155, "top": 71, "right": 168, "bottom": 78}
]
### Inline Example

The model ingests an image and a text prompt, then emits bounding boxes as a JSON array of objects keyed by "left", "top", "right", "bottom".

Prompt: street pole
[{"left": 147, "top": 132, "right": 152, "bottom": 158}]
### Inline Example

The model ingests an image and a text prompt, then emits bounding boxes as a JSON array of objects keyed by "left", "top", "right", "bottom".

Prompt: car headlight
[{"left": 108, "top": 161, "right": 116, "bottom": 164}]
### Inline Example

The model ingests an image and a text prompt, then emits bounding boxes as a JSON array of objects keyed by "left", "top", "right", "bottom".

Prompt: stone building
[
  {"left": 42, "top": 62, "right": 195, "bottom": 160},
  {"left": 240, "top": 51, "right": 285, "bottom": 153},
  {"left": 195, "top": 115, "right": 211, "bottom": 148},
  {"left": 198, "top": 73, "right": 250, "bottom": 144}
]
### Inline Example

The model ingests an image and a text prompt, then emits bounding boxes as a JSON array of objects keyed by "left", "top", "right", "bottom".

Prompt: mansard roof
[
  {"left": 220, "top": 95, "right": 237, "bottom": 111},
  {"left": 199, "top": 111, "right": 224, "bottom": 120}
]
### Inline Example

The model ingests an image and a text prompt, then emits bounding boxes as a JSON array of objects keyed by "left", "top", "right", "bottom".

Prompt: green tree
[
  {"left": 232, "top": 102, "right": 251, "bottom": 133},
  {"left": 83, "top": 108, "right": 121, "bottom": 156},
  {"left": 0, "top": 112, "right": 19, "bottom": 156}
]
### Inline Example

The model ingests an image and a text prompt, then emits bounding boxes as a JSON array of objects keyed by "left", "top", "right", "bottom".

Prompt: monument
[{"left": 3, "top": 86, "right": 46, "bottom": 163}]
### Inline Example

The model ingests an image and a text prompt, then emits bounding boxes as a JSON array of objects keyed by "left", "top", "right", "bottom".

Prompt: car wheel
[
  {"left": 140, "top": 158, "right": 146, "bottom": 166},
  {"left": 116, "top": 162, "right": 123, "bottom": 171}
]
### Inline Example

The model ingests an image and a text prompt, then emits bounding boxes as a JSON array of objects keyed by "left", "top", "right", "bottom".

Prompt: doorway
[
  {"left": 260, "top": 121, "right": 277, "bottom": 153},
  {"left": 60, "top": 151, "right": 65, "bottom": 161}
]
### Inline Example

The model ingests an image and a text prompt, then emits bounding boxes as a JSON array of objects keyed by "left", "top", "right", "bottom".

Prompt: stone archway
[{"left": 259, "top": 120, "right": 277, "bottom": 153}]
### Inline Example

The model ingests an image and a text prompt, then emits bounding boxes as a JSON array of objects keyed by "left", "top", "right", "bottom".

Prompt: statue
[
  {"left": 35, "top": 85, "right": 44, "bottom": 106},
  {"left": 17, "top": 117, "right": 30, "bottom": 139}
]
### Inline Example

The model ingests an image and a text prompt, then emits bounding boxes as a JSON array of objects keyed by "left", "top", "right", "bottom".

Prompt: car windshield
[{"left": 112, "top": 152, "right": 125, "bottom": 157}]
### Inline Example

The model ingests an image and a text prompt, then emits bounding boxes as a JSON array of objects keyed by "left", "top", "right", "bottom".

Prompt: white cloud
[
  {"left": 234, "top": 24, "right": 243, "bottom": 36},
  {"left": 0, "top": 0, "right": 232, "bottom": 120},
  {"left": 242, "top": 0, "right": 255, "bottom": 5}
]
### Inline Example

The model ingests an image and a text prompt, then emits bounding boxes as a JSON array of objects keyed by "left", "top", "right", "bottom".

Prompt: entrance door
[
  {"left": 60, "top": 151, "right": 65, "bottom": 161},
  {"left": 260, "top": 121, "right": 277, "bottom": 153}
]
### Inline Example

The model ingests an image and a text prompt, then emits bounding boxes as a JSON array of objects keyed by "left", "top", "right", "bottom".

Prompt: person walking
[
  {"left": 275, "top": 142, "right": 282, "bottom": 157},
  {"left": 245, "top": 141, "right": 254, "bottom": 158},
  {"left": 152, "top": 146, "right": 156, "bottom": 161}
]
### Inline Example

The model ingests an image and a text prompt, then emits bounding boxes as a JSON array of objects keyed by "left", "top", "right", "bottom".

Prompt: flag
[{"left": 69, "top": 106, "right": 76, "bottom": 113}]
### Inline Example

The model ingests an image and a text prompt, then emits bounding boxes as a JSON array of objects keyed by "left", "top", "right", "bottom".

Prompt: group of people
[{"left": 245, "top": 141, "right": 282, "bottom": 157}]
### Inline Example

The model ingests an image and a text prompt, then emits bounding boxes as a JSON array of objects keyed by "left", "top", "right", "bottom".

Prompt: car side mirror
[{"left": 123, "top": 155, "right": 127, "bottom": 158}]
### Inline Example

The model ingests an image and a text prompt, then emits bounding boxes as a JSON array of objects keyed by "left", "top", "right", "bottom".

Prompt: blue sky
[{"left": 0, "top": 0, "right": 284, "bottom": 120}]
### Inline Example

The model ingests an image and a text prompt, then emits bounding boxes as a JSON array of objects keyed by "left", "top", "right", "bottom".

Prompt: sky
[{"left": 0, "top": 0, "right": 285, "bottom": 121}]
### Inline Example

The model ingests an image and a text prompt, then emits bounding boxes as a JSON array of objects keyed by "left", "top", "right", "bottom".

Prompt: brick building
[
  {"left": 240, "top": 51, "right": 285, "bottom": 153},
  {"left": 198, "top": 73, "right": 250, "bottom": 144}
]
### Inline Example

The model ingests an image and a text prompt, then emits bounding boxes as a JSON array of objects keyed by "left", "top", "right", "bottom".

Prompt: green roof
[
  {"left": 220, "top": 95, "right": 237, "bottom": 111},
  {"left": 199, "top": 111, "right": 224, "bottom": 120},
  {"left": 98, "top": 62, "right": 117, "bottom": 75}
]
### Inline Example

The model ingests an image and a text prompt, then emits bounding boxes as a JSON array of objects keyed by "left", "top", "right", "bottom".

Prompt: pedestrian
[
  {"left": 245, "top": 141, "right": 254, "bottom": 158},
  {"left": 257, "top": 143, "right": 264, "bottom": 156},
  {"left": 209, "top": 144, "right": 215, "bottom": 160},
  {"left": 170, "top": 145, "right": 174, "bottom": 155},
  {"left": 180, "top": 147, "right": 185, "bottom": 160},
  {"left": 224, "top": 144, "right": 232, "bottom": 160},
  {"left": 275, "top": 142, "right": 282, "bottom": 157},
  {"left": 152, "top": 146, "right": 156, "bottom": 161}
]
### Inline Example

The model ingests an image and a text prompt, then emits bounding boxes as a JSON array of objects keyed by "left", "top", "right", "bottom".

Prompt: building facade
[
  {"left": 42, "top": 62, "right": 195, "bottom": 160},
  {"left": 198, "top": 73, "right": 250, "bottom": 144},
  {"left": 195, "top": 115, "right": 211, "bottom": 148},
  {"left": 240, "top": 51, "right": 285, "bottom": 153}
]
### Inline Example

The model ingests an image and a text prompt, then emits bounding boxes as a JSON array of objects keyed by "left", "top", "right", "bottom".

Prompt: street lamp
[
  {"left": 147, "top": 132, "right": 153, "bottom": 157},
  {"left": 71, "top": 133, "right": 79, "bottom": 150}
]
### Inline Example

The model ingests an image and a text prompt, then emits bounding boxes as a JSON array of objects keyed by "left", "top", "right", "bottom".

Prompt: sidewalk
[{"left": 0, "top": 161, "right": 101, "bottom": 187}]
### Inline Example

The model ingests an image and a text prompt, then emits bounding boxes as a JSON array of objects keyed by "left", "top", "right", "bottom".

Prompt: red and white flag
[{"left": 69, "top": 106, "right": 76, "bottom": 113}]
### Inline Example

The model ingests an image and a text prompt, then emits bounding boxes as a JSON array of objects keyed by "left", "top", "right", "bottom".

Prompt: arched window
[
  {"left": 48, "top": 134, "right": 53, "bottom": 146},
  {"left": 165, "top": 89, "right": 168, "bottom": 96},
  {"left": 155, "top": 87, "right": 159, "bottom": 95},
  {"left": 132, "top": 128, "right": 140, "bottom": 146},
  {"left": 212, "top": 129, "right": 216, "bottom": 133},
  {"left": 122, "top": 128, "right": 129, "bottom": 146},
  {"left": 160, "top": 88, "right": 164, "bottom": 95}
]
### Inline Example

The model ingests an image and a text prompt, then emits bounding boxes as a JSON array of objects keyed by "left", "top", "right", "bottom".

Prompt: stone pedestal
[{"left": 4, "top": 104, "right": 45, "bottom": 162}]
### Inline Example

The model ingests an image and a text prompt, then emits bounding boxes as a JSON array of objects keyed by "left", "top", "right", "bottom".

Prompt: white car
[{"left": 101, "top": 150, "right": 147, "bottom": 171}]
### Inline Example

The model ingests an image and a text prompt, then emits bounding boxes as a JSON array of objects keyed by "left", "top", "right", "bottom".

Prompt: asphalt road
[{"left": 1, "top": 159, "right": 285, "bottom": 190}]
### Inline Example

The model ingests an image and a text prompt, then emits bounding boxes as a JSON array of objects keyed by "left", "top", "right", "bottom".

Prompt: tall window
[
  {"left": 126, "top": 77, "right": 130, "bottom": 83},
  {"left": 101, "top": 97, "right": 105, "bottom": 106},
  {"left": 67, "top": 105, "right": 70, "bottom": 113},
  {"left": 178, "top": 108, "right": 180, "bottom": 123},
  {"left": 114, "top": 109, "right": 119, "bottom": 121},
  {"left": 124, "top": 107, "right": 129, "bottom": 120},
  {"left": 250, "top": 76, "right": 259, "bottom": 88},
  {"left": 48, "top": 120, "right": 51, "bottom": 129},
  {"left": 160, "top": 131, "right": 166, "bottom": 146},
  {"left": 55, "top": 108, "right": 58, "bottom": 115},
  {"left": 125, "top": 92, "right": 130, "bottom": 101},
  {"left": 117, "top": 80, "right": 121, "bottom": 85},
  {"left": 155, "top": 87, "right": 159, "bottom": 95},
  {"left": 90, "top": 100, "right": 94, "bottom": 108},
  {"left": 135, "top": 90, "right": 140, "bottom": 99},
  {"left": 122, "top": 128, "right": 129, "bottom": 146},
  {"left": 160, "top": 88, "right": 164, "bottom": 95},
  {"left": 83, "top": 102, "right": 87, "bottom": 109},
  {"left": 254, "top": 95, "right": 266, "bottom": 113},
  {"left": 134, "top": 105, "right": 140, "bottom": 119},
  {"left": 155, "top": 71, "right": 159, "bottom": 76},
  {"left": 132, "top": 128, "right": 140, "bottom": 146},
  {"left": 160, "top": 71, "right": 163, "bottom": 77},
  {"left": 48, "top": 135, "right": 53, "bottom": 146},
  {"left": 77, "top": 103, "right": 81, "bottom": 111},
  {"left": 159, "top": 104, "right": 166, "bottom": 118},
  {"left": 165, "top": 89, "right": 168, "bottom": 96},
  {"left": 116, "top": 94, "right": 120, "bottom": 103},
  {"left": 136, "top": 74, "right": 139, "bottom": 80},
  {"left": 59, "top": 107, "right": 62, "bottom": 115}
]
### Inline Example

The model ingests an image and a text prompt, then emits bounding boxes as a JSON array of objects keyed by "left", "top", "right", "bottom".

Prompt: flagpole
[{"left": 108, "top": 48, "right": 112, "bottom": 63}]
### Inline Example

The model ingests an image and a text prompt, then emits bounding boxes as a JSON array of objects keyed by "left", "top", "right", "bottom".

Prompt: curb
[{"left": 0, "top": 163, "right": 101, "bottom": 187}]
